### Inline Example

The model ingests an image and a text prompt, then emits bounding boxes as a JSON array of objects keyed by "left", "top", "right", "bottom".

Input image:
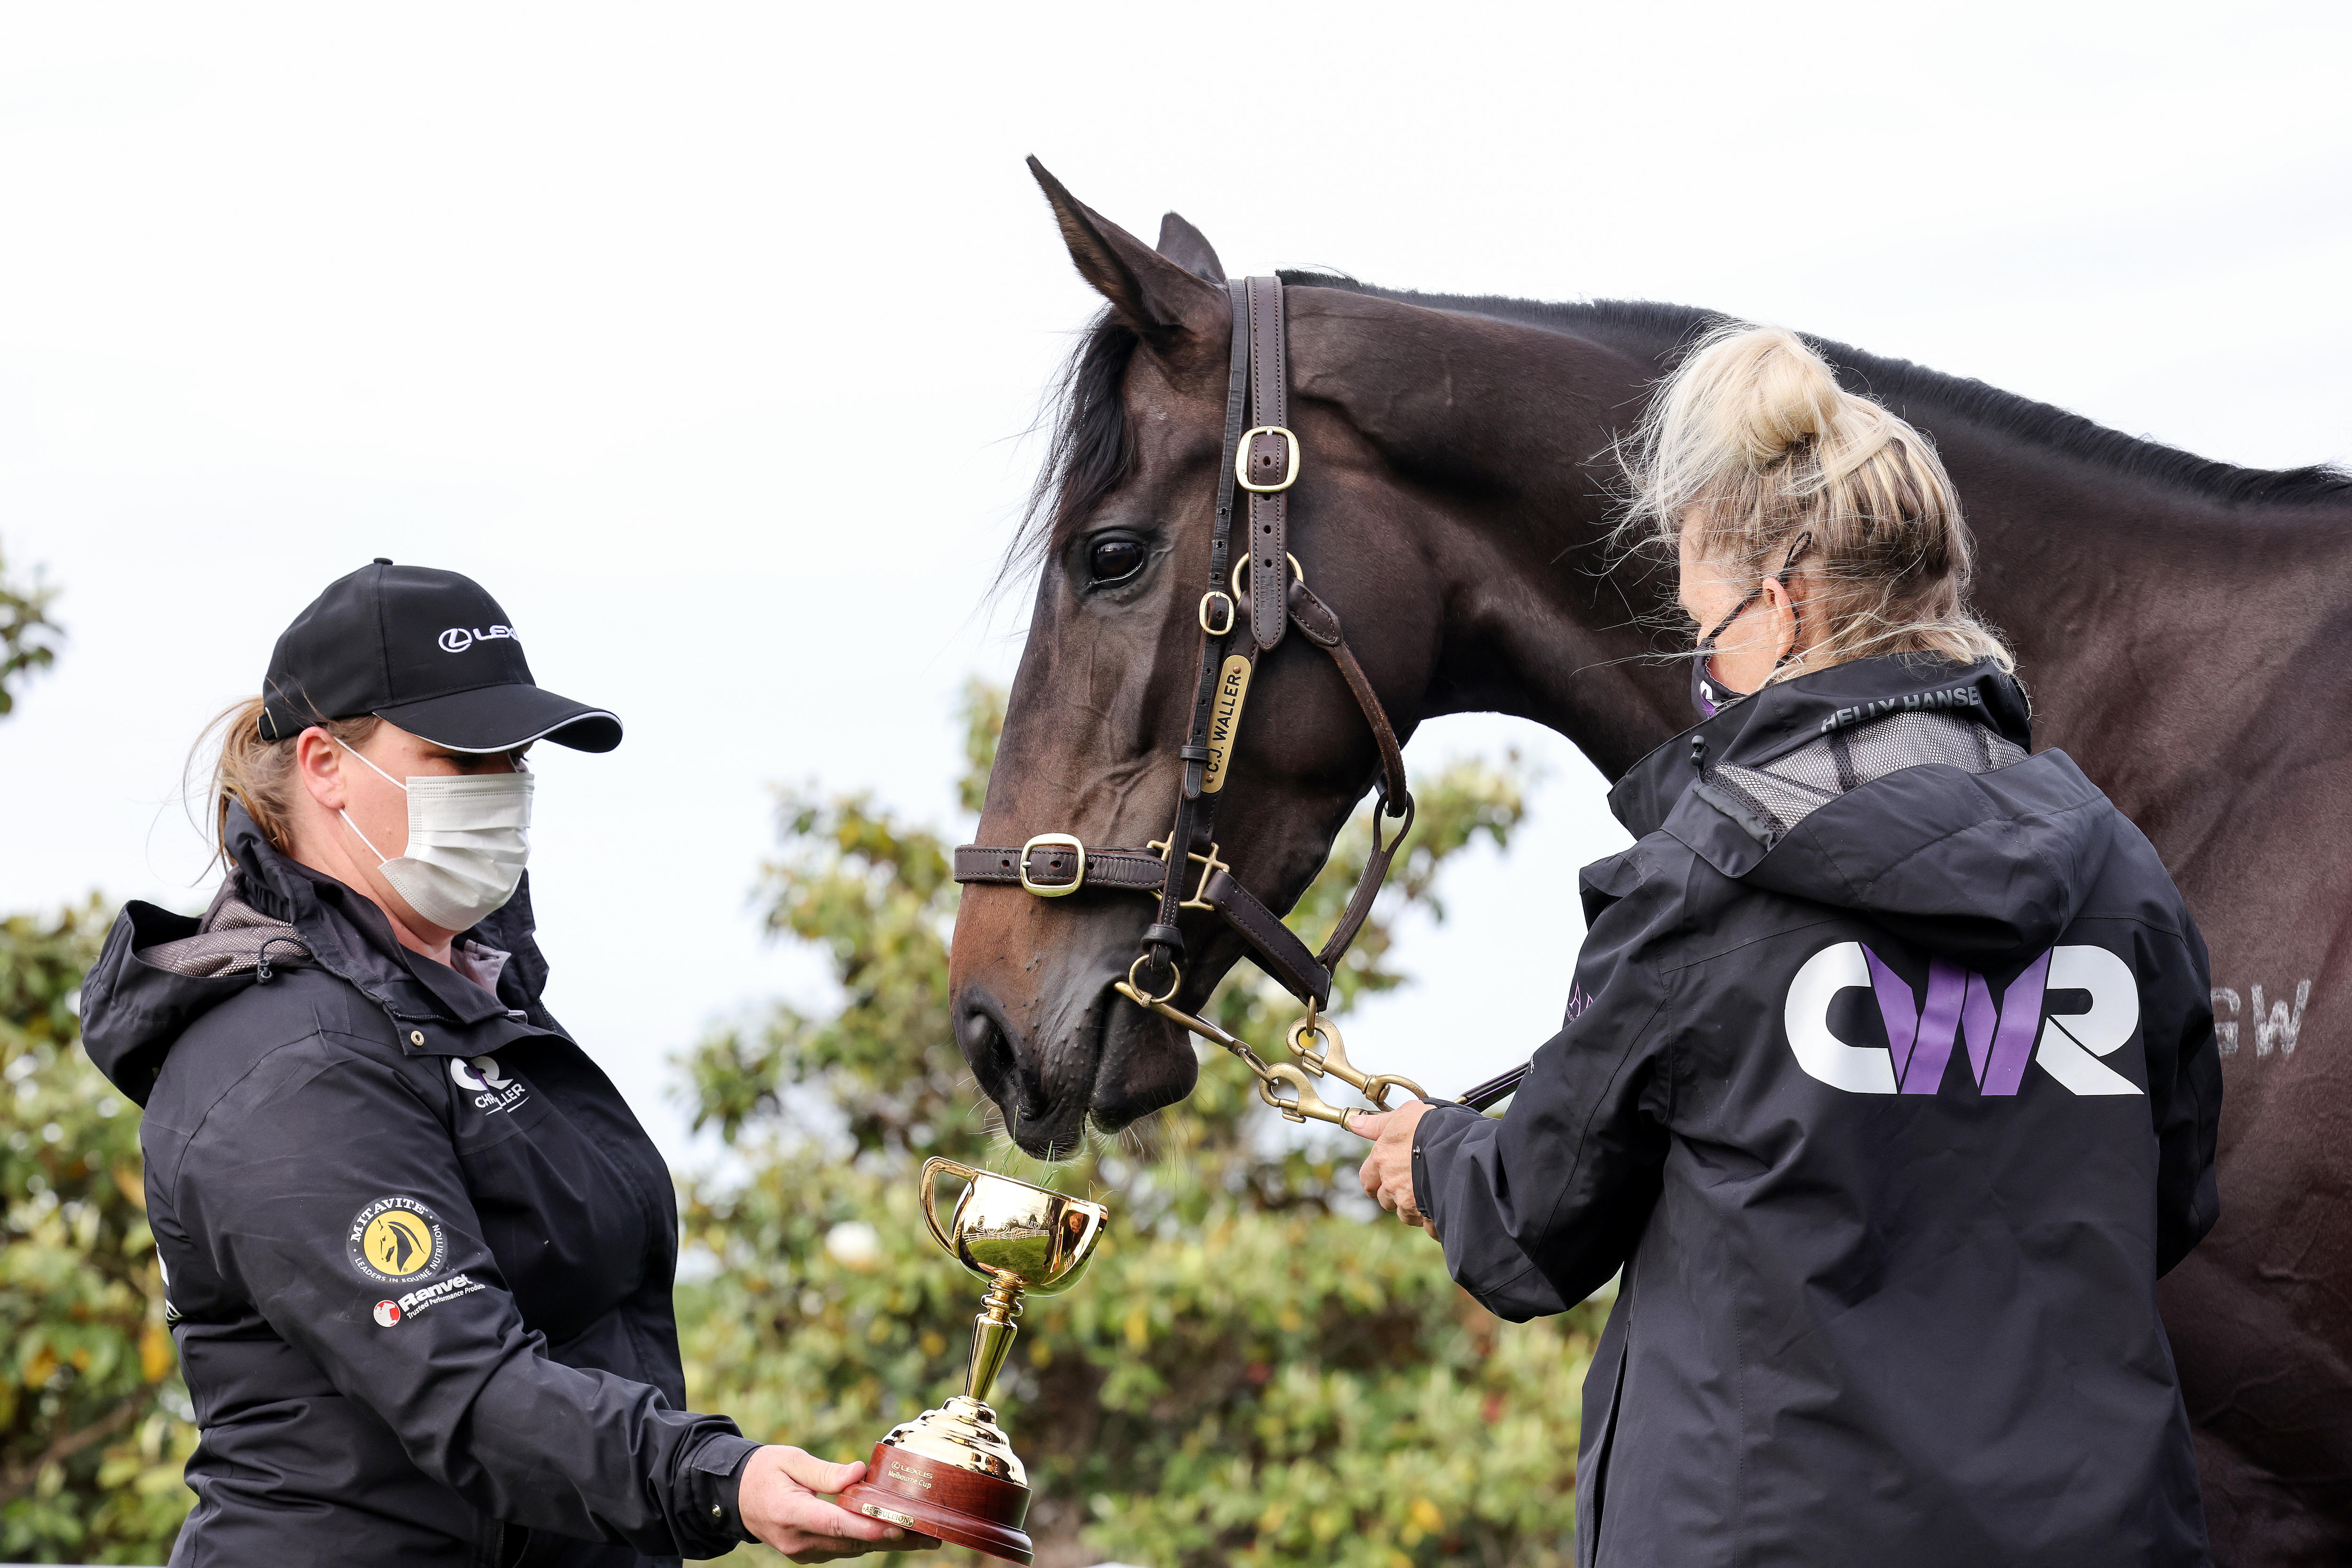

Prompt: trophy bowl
[
  {"left": 929, "top": 1161, "right": 1105, "bottom": 1297},
  {"left": 837, "top": 1160, "right": 1108, "bottom": 1565}
]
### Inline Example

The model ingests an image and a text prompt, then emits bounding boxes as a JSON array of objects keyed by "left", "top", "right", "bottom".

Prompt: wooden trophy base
[{"left": 839, "top": 1442, "right": 1035, "bottom": 1564}]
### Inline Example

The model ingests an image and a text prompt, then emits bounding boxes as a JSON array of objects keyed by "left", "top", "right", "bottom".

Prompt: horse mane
[
  {"left": 1008, "top": 273, "right": 2351, "bottom": 577},
  {"left": 1006, "top": 309, "right": 1140, "bottom": 580},
  {"left": 1287, "top": 271, "right": 2352, "bottom": 509}
]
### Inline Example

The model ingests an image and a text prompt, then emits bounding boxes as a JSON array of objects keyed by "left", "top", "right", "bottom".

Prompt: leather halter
[{"left": 954, "top": 276, "right": 1414, "bottom": 1014}]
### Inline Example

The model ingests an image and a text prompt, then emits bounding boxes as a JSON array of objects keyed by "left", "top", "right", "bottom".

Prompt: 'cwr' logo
[{"left": 1784, "top": 943, "right": 2141, "bottom": 1097}]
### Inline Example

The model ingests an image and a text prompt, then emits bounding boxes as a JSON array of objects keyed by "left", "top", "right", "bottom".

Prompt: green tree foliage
[
  {"left": 0, "top": 542, "right": 64, "bottom": 717},
  {"left": 1, "top": 540, "right": 197, "bottom": 1562},
  {"left": 678, "top": 682, "right": 1605, "bottom": 1568},
  {"left": 1, "top": 902, "right": 198, "bottom": 1563}
]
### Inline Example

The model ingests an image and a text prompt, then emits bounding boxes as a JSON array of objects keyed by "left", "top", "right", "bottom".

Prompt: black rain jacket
[
  {"left": 81, "top": 805, "right": 760, "bottom": 1566},
  {"left": 1412, "top": 656, "right": 2222, "bottom": 1568}
]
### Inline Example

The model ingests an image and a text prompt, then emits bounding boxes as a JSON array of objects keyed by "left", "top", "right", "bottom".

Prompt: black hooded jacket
[
  {"left": 81, "top": 806, "right": 760, "bottom": 1566},
  {"left": 1411, "top": 656, "right": 2222, "bottom": 1568}
]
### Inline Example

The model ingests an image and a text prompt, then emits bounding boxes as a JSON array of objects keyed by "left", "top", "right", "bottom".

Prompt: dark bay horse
[{"left": 950, "top": 161, "right": 2352, "bottom": 1563}]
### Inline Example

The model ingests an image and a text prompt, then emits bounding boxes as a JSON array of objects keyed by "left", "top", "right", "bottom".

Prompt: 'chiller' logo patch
[
  {"left": 449, "top": 1054, "right": 529, "bottom": 1116},
  {"left": 348, "top": 1196, "right": 448, "bottom": 1284}
]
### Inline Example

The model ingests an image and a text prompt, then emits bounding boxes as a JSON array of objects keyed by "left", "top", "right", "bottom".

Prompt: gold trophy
[{"left": 838, "top": 1158, "right": 1108, "bottom": 1564}]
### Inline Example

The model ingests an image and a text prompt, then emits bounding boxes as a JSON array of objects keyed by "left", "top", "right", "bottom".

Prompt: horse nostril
[{"left": 957, "top": 998, "right": 1029, "bottom": 1114}]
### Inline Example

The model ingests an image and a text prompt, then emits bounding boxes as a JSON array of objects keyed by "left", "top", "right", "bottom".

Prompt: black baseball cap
[{"left": 259, "top": 560, "right": 621, "bottom": 753}]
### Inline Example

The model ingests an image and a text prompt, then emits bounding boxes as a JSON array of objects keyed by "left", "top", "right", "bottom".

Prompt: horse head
[{"left": 952, "top": 160, "right": 1683, "bottom": 1157}]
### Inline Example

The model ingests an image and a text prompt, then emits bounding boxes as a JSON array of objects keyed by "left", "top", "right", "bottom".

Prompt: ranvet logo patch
[{"left": 348, "top": 1196, "right": 448, "bottom": 1284}]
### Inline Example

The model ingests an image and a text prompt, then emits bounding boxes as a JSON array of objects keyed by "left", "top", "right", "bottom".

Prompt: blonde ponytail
[
  {"left": 189, "top": 698, "right": 379, "bottom": 866},
  {"left": 1625, "top": 323, "right": 2011, "bottom": 674}
]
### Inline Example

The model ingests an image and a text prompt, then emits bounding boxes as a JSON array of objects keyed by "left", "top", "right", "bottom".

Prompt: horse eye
[{"left": 1089, "top": 537, "right": 1145, "bottom": 585}]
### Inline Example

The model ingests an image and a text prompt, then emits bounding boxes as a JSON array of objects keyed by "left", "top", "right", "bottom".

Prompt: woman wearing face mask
[
  {"left": 1352, "top": 328, "right": 2225, "bottom": 1566},
  {"left": 81, "top": 562, "right": 924, "bottom": 1567}
]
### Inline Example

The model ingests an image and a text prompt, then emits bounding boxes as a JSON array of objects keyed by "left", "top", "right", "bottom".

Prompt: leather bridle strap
[
  {"left": 954, "top": 275, "right": 1414, "bottom": 1013},
  {"left": 1130, "top": 279, "right": 1255, "bottom": 975},
  {"left": 1242, "top": 278, "right": 1292, "bottom": 653}
]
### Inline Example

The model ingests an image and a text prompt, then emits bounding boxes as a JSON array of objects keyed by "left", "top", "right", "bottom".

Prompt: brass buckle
[
  {"left": 1017, "top": 834, "right": 1086, "bottom": 898},
  {"left": 1198, "top": 589, "right": 1236, "bottom": 636},
  {"left": 1236, "top": 425, "right": 1301, "bottom": 493},
  {"left": 1148, "top": 836, "right": 1231, "bottom": 912},
  {"left": 1230, "top": 551, "right": 1303, "bottom": 604}
]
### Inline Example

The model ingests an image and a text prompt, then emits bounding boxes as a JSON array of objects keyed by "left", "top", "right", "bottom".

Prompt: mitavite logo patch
[{"left": 348, "top": 1196, "right": 448, "bottom": 1284}]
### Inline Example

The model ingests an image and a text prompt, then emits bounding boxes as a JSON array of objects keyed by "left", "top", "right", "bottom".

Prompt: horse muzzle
[{"left": 953, "top": 980, "right": 1197, "bottom": 1160}]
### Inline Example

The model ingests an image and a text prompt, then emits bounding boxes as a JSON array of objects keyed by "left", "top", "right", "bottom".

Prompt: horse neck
[
  {"left": 1926, "top": 418, "right": 2352, "bottom": 823},
  {"left": 1411, "top": 482, "right": 1685, "bottom": 780},
  {"left": 1303, "top": 285, "right": 2352, "bottom": 792},
  {"left": 1291, "top": 299, "right": 1692, "bottom": 779}
]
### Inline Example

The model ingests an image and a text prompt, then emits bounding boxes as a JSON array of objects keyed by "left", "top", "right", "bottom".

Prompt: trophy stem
[{"left": 963, "top": 1274, "right": 1025, "bottom": 1405}]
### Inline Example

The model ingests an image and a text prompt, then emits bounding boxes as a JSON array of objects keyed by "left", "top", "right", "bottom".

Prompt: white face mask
[{"left": 336, "top": 743, "right": 533, "bottom": 933}]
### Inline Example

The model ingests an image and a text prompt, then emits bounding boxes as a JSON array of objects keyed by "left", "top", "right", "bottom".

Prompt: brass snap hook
[
  {"left": 1286, "top": 1012, "right": 1362, "bottom": 1086},
  {"left": 1285, "top": 1014, "right": 1427, "bottom": 1109},
  {"left": 1256, "top": 1062, "right": 1360, "bottom": 1128}
]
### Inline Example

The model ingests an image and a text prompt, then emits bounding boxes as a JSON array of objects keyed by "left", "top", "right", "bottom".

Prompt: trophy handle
[{"left": 920, "top": 1157, "right": 981, "bottom": 1258}]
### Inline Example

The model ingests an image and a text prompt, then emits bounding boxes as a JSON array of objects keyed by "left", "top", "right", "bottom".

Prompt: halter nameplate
[{"left": 1200, "top": 655, "right": 1252, "bottom": 795}]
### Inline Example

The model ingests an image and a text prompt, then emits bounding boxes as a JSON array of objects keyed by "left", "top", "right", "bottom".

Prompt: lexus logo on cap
[{"left": 438, "top": 625, "right": 518, "bottom": 654}]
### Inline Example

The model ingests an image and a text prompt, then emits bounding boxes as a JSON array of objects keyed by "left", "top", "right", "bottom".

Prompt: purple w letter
[{"left": 1861, "top": 947, "right": 2051, "bottom": 1096}]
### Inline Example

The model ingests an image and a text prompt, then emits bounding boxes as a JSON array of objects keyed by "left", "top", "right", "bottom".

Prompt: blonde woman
[
  {"left": 80, "top": 562, "right": 922, "bottom": 1565},
  {"left": 1354, "top": 328, "right": 2223, "bottom": 1566}
]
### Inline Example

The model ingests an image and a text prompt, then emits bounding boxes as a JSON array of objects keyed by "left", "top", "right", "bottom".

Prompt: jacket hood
[
  {"left": 1611, "top": 656, "right": 2114, "bottom": 963},
  {"left": 81, "top": 804, "right": 552, "bottom": 1105}
]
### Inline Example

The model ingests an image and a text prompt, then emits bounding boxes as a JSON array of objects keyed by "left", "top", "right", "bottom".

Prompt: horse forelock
[{"left": 1000, "top": 310, "right": 1142, "bottom": 593}]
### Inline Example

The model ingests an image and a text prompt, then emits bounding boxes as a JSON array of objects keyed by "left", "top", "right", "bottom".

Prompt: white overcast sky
[{"left": 3, "top": 3, "right": 2346, "bottom": 1164}]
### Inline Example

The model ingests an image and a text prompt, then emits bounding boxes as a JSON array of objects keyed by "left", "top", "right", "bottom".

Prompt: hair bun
[
  {"left": 1623, "top": 315, "right": 2011, "bottom": 679},
  {"left": 1701, "top": 326, "right": 1843, "bottom": 466}
]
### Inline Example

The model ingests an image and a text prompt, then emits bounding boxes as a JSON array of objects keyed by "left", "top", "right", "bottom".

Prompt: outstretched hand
[
  {"left": 737, "top": 1446, "right": 937, "bottom": 1563},
  {"left": 1350, "top": 1101, "right": 1438, "bottom": 1237}
]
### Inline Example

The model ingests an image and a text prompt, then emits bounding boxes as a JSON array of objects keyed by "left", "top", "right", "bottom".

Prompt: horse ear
[
  {"left": 1028, "top": 157, "right": 1228, "bottom": 350},
  {"left": 1155, "top": 212, "right": 1225, "bottom": 284}
]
